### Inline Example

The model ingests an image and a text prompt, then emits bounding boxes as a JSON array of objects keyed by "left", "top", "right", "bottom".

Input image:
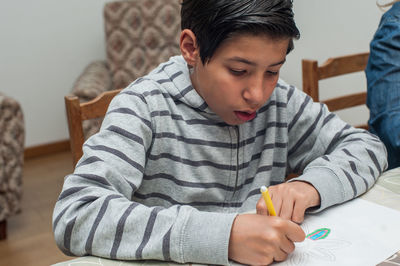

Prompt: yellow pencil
[{"left": 260, "top": 186, "right": 276, "bottom": 216}]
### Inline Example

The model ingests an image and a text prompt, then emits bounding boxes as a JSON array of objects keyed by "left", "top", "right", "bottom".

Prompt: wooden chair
[
  {"left": 302, "top": 52, "right": 369, "bottom": 129},
  {"left": 65, "top": 89, "right": 122, "bottom": 166}
]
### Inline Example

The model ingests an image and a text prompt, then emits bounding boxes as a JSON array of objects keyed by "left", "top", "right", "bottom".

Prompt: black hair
[{"left": 181, "top": 0, "right": 300, "bottom": 64}]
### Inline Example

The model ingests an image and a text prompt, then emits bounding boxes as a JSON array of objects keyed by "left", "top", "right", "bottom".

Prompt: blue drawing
[{"left": 306, "top": 228, "right": 331, "bottom": 240}]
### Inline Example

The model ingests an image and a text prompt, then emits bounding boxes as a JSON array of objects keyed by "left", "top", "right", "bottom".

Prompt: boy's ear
[{"left": 180, "top": 29, "right": 200, "bottom": 66}]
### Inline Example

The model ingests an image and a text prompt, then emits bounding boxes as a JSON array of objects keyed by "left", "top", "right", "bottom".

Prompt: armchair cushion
[
  {"left": 0, "top": 93, "right": 24, "bottom": 222},
  {"left": 70, "top": 0, "right": 181, "bottom": 139},
  {"left": 71, "top": 61, "right": 112, "bottom": 140},
  {"left": 104, "top": 0, "right": 181, "bottom": 89}
]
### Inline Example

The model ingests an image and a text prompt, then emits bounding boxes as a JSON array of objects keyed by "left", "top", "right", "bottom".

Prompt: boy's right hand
[{"left": 228, "top": 214, "right": 305, "bottom": 265}]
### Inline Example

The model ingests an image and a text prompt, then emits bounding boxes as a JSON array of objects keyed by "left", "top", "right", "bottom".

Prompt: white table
[{"left": 53, "top": 167, "right": 400, "bottom": 266}]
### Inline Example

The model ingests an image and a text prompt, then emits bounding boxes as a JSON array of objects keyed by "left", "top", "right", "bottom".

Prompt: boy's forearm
[
  {"left": 290, "top": 130, "right": 387, "bottom": 211},
  {"left": 286, "top": 88, "right": 387, "bottom": 210},
  {"left": 53, "top": 180, "right": 236, "bottom": 265}
]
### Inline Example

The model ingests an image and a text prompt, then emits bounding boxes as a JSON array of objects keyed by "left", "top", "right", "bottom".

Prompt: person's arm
[
  {"left": 260, "top": 85, "right": 387, "bottom": 220},
  {"left": 366, "top": 13, "right": 400, "bottom": 169},
  {"left": 53, "top": 84, "right": 236, "bottom": 265}
]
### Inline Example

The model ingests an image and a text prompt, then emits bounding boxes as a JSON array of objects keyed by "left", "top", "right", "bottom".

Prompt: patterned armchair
[
  {"left": 0, "top": 93, "right": 24, "bottom": 240},
  {"left": 71, "top": 0, "right": 181, "bottom": 139}
]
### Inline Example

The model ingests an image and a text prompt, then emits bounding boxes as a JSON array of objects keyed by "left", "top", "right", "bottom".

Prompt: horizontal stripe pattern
[
  {"left": 53, "top": 56, "right": 387, "bottom": 263},
  {"left": 107, "top": 108, "right": 152, "bottom": 129},
  {"left": 134, "top": 192, "right": 243, "bottom": 208},
  {"left": 85, "top": 144, "right": 145, "bottom": 173},
  {"left": 77, "top": 156, "right": 103, "bottom": 168}
]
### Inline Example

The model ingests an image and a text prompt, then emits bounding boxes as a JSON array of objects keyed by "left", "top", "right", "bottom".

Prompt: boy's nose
[{"left": 243, "top": 82, "right": 265, "bottom": 107}]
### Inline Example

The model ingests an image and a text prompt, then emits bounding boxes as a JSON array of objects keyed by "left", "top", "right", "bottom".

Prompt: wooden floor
[{"left": 0, "top": 151, "right": 75, "bottom": 266}]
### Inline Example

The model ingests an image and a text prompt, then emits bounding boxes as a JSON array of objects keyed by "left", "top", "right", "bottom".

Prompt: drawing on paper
[
  {"left": 284, "top": 224, "right": 351, "bottom": 266},
  {"left": 306, "top": 228, "right": 331, "bottom": 240}
]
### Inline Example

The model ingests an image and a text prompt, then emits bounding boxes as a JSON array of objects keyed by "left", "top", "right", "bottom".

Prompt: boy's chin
[{"left": 224, "top": 118, "right": 247, "bottom": 126}]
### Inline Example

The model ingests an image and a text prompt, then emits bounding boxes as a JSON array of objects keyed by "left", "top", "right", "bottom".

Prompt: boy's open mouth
[{"left": 234, "top": 111, "right": 256, "bottom": 122}]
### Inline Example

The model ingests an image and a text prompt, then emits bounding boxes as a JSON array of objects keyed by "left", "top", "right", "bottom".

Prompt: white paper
[{"left": 271, "top": 198, "right": 400, "bottom": 266}]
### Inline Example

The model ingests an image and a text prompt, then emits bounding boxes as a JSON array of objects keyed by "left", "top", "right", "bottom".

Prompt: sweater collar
[{"left": 162, "top": 56, "right": 225, "bottom": 123}]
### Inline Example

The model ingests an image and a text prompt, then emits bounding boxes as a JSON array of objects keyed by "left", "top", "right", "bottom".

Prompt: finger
[
  {"left": 262, "top": 255, "right": 274, "bottom": 266},
  {"left": 285, "top": 221, "right": 306, "bottom": 243},
  {"left": 256, "top": 196, "right": 269, "bottom": 215},
  {"left": 280, "top": 197, "right": 295, "bottom": 221},
  {"left": 270, "top": 192, "right": 283, "bottom": 217},
  {"left": 280, "top": 235, "right": 296, "bottom": 254},
  {"left": 291, "top": 201, "right": 306, "bottom": 223},
  {"left": 273, "top": 247, "right": 289, "bottom": 262}
]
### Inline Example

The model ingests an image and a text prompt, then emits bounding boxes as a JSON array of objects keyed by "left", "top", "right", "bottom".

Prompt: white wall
[
  {"left": 0, "top": 0, "right": 385, "bottom": 147},
  {"left": 282, "top": 0, "right": 383, "bottom": 126},
  {"left": 0, "top": 0, "right": 110, "bottom": 147}
]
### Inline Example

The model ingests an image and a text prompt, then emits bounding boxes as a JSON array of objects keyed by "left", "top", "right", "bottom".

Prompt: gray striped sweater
[{"left": 53, "top": 56, "right": 387, "bottom": 265}]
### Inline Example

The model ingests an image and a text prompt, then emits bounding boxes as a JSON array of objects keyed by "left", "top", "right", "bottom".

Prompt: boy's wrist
[{"left": 289, "top": 168, "right": 345, "bottom": 212}]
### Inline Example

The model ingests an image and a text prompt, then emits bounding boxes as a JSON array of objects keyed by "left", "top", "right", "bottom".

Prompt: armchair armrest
[
  {"left": 0, "top": 93, "right": 24, "bottom": 222},
  {"left": 71, "top": 60, "right": 113, "bottom": 140},
  {"left": 72, "top": 60, "right": 113, "bottom": 102}
]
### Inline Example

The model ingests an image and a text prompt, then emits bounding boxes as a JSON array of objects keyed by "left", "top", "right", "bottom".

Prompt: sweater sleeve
[
  {"left": 52, "top": 84, "right": 236, "bottom": 265},
  {"left": 284, "top": 86, "right": 388, "bottom": 211}
]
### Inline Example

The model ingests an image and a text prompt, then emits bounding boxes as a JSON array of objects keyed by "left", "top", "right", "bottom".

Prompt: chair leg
[{"left": 0, "top": 220, "right": 6, "bottom": 240}]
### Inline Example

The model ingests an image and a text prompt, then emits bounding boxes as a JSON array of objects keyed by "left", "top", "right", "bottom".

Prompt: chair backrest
[
  {"left": 65, "top": 89, "right": 122, "bottom": 166},
  {"left": 302, "top": 52, "right": 369, "bottom": 129}
]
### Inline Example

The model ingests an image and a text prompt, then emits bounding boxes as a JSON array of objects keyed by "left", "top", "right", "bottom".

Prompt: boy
[{"left": 53, "top": 0, "right": 387, "bottom": 265}]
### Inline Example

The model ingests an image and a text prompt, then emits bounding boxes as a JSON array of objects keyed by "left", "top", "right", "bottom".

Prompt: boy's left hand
[{"left": 256, "top": 181, "right": 320, "bottom": 223}]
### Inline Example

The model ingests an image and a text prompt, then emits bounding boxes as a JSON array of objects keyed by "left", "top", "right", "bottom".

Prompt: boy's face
[{"left": 190, "top": 34, "right": 289, "bottom": 125}]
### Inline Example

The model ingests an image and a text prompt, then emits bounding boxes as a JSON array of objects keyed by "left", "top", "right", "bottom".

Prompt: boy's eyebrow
[{"left": 227, "top": 57, "right": 286, "bottom": 67}]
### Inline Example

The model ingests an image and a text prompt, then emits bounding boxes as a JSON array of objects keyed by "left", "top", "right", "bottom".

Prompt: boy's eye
[
  {"left": 229, "top": 69, "right": 246, "bottom": 76},
  {"left": 267, "top": 71, "right": 278, "bottom": 76}
]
